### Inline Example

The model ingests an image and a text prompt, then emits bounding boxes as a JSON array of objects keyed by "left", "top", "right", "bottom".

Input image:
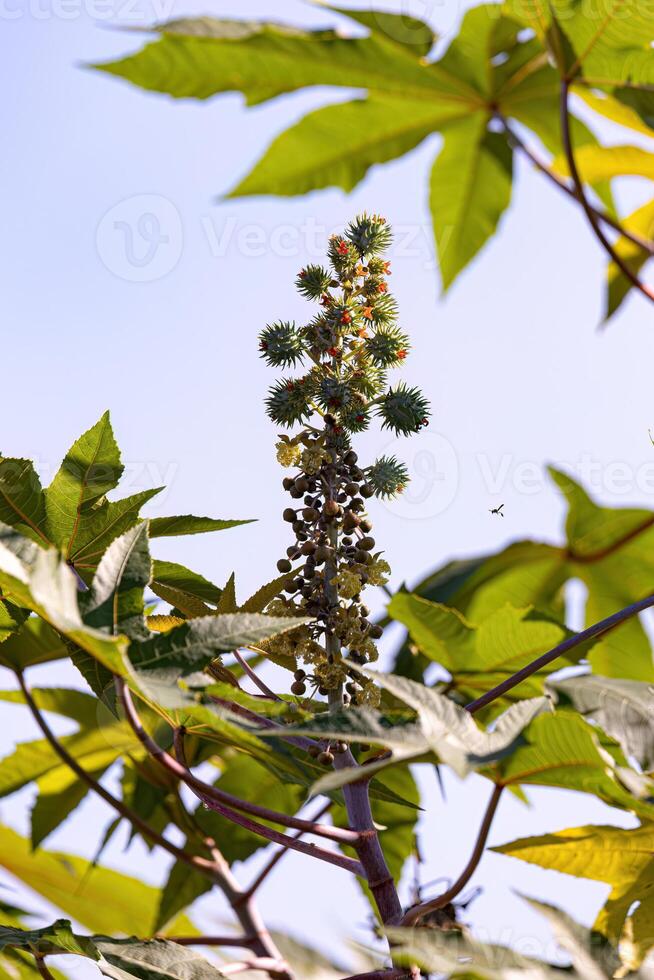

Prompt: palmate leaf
[
  {"left": 130, "top": 612, "right": 313, "bottom": 673},
  {"left": 388, "top": 595, "right": 571, "bottom": 705},
  {"left": 391, "top": 467, "right": 654, "bottom": 681},
  {"left": 92, "top": 4, "right": 654, "bottom": 297},
  {"left": 0, "top": 825, "right": 195, "bottom": 936},
  {"left": 504, "top": 0, "right": 654, "bottom": 93},
  {"left": 385, "top": 925, "right": 563, "bottom": 978},
  {"left": 522, "top": 895, "right": 620, "bottom": 980},
  {"left": 430, "top": 112, "right": 513, "bottom": 291},
  {"left": 150, "top": 560, "right": 222, "bottom": 615},
  {"left": 274, "top": 670, "right": 548, "bottom": 793},
  {"left": 0, "top": 924, "right": 228, "bottom": 980},
  {"left": 30, "top": 762, "right": 110, "bottom": 849},
  {"left": 0, "top": 542, "right": 131, "bottom": 678},
  {"left": 82, "top": 522, "right": 152, "bottom": 640},
  {"left": 148, "top": 516, "right": 252, "bottom": 537},
  {"left": 488, "top": 711, "right": 654, "bottom": 820},
  {"left": 494, "top": 822, "right": 654, "bottom": 970},
  {"left": 44, "top": 411, "right": 123, "bottom": 557},
  {"left": 0, "top": 460, "right": 49, "bottom": 547},
  {"left": 0, "top": 616, "right": 66, "bottom": 670},
  {"left": 605, "top": 197, "right": 654, "bottom": 319},
  {"left": 549, "top": 673, "right": 654, "bottom": 769},
  {"left": 229, "top": 95, "right": 470, "bottom": 198}
]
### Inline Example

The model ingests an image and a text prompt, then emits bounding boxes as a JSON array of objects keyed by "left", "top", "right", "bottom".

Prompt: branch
[
  {"left": 501, "top": 117, "right": 654, "bottom": 256},
  {"left": 234, "top": 651, "right": 280, "bottom": 701},
  {"left": 342, "top": 971, "right": 417, "bottom": 980},
  {"left": 208, "top": 692, "right": 318, "bottom": 754},
  {"left": 465, "top": 592, "right": 654, "bottom": 714},
  {"left": 15, "top": 671, "right": 217, "bottom": 879},
  {"left": 115, "top": 678, "right": 363, "bottom": 874},
  {"left": 33, "top": 956, "right": 56, "bottom": 980},
  {"left": 222, "top": 959, "right": 291, "bottom": 976},
  {"left": 559, "top": 79, "right": 654, "bottom": 303},
  {"left": 242, "top": 802, "right": 332, "bottom": 900},
  {"left": 399, "top": 784, "right": 503, "bottom": 927},
  {"left": 165, "top": 936, "right": 258, "bottom": 948}
]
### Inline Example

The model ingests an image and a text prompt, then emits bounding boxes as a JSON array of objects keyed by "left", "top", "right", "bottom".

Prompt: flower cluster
[{"left": 259, "top": 215, "right": 430, "bottom": 721}]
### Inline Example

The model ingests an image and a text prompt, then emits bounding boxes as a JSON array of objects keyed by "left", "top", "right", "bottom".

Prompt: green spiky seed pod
[
  {"left": 377, "top": 382, "right": 431, "bottom": 435},
  {"left": 259, "top": 321, "right": 305, "bottom": 367},
  {"left": 366, "top": 456, "right": 409, "bottom": 498},
  {"left": 364, "top": 327, "right": 411, "bottom": 367},
  {"left": 340, "top": 396, "right": 371, "bottom": 433},
  {"left": 296, "top": 265, "right": 333, "bottom": 300},
  {"left": 362, "top": 292, "right": 398, "bottom": 327},
  {"left": 266, "top": 377, "right": 313, "bottom": 427},
  {"left": 261, "top": 214, "right": 430, "bottom": 700},
  {"left": 348, "top": 366, "right": 387, "bottom": 399},
  {"left": 346, "top": 213, "right": 392, "bottom": 256},
  {"left": 317, "top": 377, "right": 352, "bottom": 411}
]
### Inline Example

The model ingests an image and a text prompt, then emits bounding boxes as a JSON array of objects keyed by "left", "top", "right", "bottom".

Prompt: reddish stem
[
  {"left": 399, "top": 784, "right": 503, "bottom": 926},
  {"left": 559, "top": 79, "right": 654, "bottom": 302},
  {"left": 465, "top": 592, "right": 654, "bottom": 714}
]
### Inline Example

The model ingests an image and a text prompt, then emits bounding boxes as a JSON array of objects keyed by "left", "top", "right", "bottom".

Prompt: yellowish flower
[{"left": 276, "top": 441, "right": 302, "bottom": 467}]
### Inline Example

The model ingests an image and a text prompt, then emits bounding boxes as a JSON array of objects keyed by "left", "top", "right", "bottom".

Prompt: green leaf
[
  {"left": 31, "top": 763, "right": 109, "bottom": 849},
  {"left": 578, "top": 88, "right": 654, "bottom": 138},
  {"left": 150, "top": 560, "right": 221, "bottom": 614},
  {"left": 0, "top": 685, "right": 103, "bottom": 727},
  {"left": 0, "top": 724, "right": 138, "bottom": 799},
  {"left": 239, "top": 572, "right": 292, "bottom": 613},
  {"left": 605, "top": 198, "right": 654, "bottom": 319},
  {"left": 0, "top": 616, "right": 66, "bottom": 670},
  {"left": 95, "top": 938, "right": 227, "bottom": 980},
  {"left": 490, "top": 711, "right": 654, "bottom": 819},
  {"left": 83, "top": 522, "right": 151, "bottom": 639},
  {"left": 148, "top": 516, "right": 253, "bottom": 538},
  {"left": 503, "top": 0, "right": 654, "bottom": 89},
  {"left": 0, "top": 825, "right": 194, "bottom": 936},
  {"left": 388, "top": 594, "right": 570, "bottom": 704},
  {"left": 430, "top": 113, "right": 513, "bottom": 290},
  {"left": 71, "top": 488, "right": 163, "bottom": 576},
  {"left": 385, "top": 925, "right": 560, "bottom": 978},
  {"left": 0, "top": 460, "right": 49, "bottom": 547},
  {"left": 94, "top": 28, "right": 476, "bottom": 106},
  {"left": 549, "top": 673, "right": 654, "bottom": 769},
  {"left": 229, "top": 95, "right": 469, "bottom": 198},
  {"left": 279, "top": 672, "right": 548, "bottom": 792},
  {"left": 522, "top": 894, "right": 620, "bottom": 980},
  {"left": 0, "top": 544, "right": 132, "bottom": 678},
  {"left": 553, "top": 144, "right": 654, "bottom": 182},
  {"left": 215, "top": 573, "right": 237, "bottom": 614},
  {"left": 494, "top": 822, "right": 654, "bottom": 970},
  {"left": 44, "top": 412, "right": 123, "bottom": 557},
  {"left": 130, "top": 613, "right": 313, "bottom": 673},
  {"left": 0, "top": 919, "right": 98, "bottom": 959},
  {"left": 328, "top": 5, "right": 437, "bottom": 57}
]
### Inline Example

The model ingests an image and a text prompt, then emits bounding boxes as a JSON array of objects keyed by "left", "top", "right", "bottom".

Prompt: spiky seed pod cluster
[{"left": 259, "top": 214, "right": 430, "bottom": 714}]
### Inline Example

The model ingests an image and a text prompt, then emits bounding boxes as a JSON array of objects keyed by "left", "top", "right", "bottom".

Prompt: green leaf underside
[
  {"left": 430, "top": 112, "right": 513, "bottom": 290},
  {"left": 229, "top": 96, "right": 469, "bottom": 198}
]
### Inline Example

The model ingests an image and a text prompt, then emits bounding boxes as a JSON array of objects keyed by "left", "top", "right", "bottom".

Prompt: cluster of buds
[{"left": 259, "top": 215, "right": 430, "bottom": 710}]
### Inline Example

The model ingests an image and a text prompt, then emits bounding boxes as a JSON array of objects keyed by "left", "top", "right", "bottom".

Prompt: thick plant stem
[
  {"left": 399, "top": 784, "right": 504, "bottom": 926},
  {"left": 559, "top": 79, "right": 654, "bottom": 303},
  {"left": 324, "top": 451, "right": 403, "bottom": 928},
  {"left": 465, "top": 592, "right": 654, "bottom": 714}
]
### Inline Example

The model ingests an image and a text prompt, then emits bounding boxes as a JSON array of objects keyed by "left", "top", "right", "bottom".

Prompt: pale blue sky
[{"left": 1, "top": 0, "right": 654, "bottom": 973}]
